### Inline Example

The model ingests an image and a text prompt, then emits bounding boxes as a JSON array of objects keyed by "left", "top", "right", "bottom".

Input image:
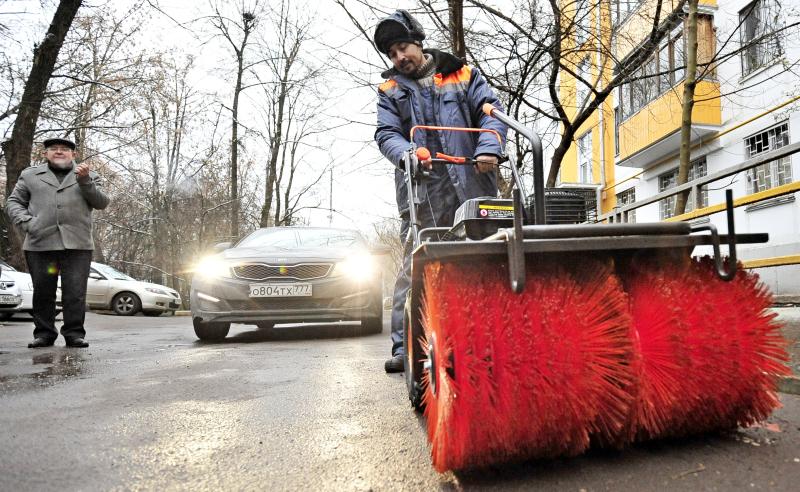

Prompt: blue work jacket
[{"left": 375, "top": 49, "right": 508, "bottom": 214}]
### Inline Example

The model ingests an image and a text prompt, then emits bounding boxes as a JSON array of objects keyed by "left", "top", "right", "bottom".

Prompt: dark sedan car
[{"left": 190, "top": 227, "right": 385, "bottom": 341}]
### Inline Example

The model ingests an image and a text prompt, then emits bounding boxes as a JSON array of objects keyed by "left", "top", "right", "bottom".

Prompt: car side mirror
[
  {"left": 370, "top": 245, "right": 391, "bottom": 255},
  {"left": 88, "top": 272, "right": 103, "bottom": 280},
  {"left": 213, "top": 242, "right": 232, "bottom": 253}
]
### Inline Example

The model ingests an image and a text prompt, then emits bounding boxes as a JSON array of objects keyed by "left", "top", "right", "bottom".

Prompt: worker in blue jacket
[{"left": 374, "top": 10, "right": 508, "bottom": 373}]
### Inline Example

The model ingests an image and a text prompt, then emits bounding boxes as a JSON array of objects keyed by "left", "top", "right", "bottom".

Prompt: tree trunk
[
  {"left": 1, "top": 0, "right": 83, "bottom": 267},
  {"left": 448, "top": 0, "right": 466, "bottom": 60},
  {"left": 230, "top": 53, "right": 244, "bottom": 239},
  {"left": 675, "top": 0, "right": 699, "bottom": 216}
]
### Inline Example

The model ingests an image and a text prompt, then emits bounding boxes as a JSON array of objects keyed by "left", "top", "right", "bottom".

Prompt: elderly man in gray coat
[{"left": 6, "top": 137, "right": 110, "bottom": 348}]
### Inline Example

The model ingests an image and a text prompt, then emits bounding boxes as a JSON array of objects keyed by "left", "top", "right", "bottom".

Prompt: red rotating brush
[
  {"left": 420, "top": 256, "right": 637, "bottom": 472},
  {"left": 622, "top": 255, "right": 789, "bottom": 441}
]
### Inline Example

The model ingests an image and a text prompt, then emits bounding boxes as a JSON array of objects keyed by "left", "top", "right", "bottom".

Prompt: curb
[
  {"left": 174, "top": 310, "right": 191, "bottom": 317},
  {"left": 779, "top": 375, "right": 800, "bottom": 395}
]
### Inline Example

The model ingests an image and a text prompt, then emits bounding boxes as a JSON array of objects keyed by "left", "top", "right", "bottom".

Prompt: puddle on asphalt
[{"left": 0, "top": 350, "right": 88, "bottom": 393}]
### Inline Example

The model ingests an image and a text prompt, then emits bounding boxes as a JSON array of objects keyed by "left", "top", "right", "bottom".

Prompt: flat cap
[{"left": 42, "top": 137, "right": 76, "bottom": 150}]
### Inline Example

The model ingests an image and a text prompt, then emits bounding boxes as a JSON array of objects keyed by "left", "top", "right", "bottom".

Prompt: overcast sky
[{"left": 1, "top": 0, "right": 407, "bottom": 235}]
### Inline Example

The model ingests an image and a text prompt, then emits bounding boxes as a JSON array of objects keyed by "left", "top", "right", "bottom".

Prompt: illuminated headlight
[
  {"left": 332, "top": 255, "right": 376, "bottom": 281},
  {"left": 194, "top": 256, "right": 233, "bottom": 279},
  {"left": 145, "top": 287, "right": 169, "bottom": 295}
]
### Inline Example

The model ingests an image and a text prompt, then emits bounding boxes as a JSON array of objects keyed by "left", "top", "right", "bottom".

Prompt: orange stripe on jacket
[
  {"left": 379, "top": 79, "right": 397, "bottom": 92},
  {"left": 434, "top": 66, "right": 472, "bottom": 87}
]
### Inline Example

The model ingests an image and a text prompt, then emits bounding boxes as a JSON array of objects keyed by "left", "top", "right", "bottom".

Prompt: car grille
[
  {"left": 232, "top": 263, "right": 332, "bottom": 281},
  {"left": 228, "top": 298, "right": 330, "bottom": 310}
]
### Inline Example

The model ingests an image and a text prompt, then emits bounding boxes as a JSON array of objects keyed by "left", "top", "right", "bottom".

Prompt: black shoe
[
  {"left": 384, "top": 354, "right": 404, "bottom": 373},
  {"left": 28, "top": 338, "right": 56, "bottom": 349},
  {"left": 65, "top": 337, "right": 89, "bottom": 348}
]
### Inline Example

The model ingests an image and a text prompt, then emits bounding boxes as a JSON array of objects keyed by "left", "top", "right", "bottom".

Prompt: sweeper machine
[{"left": 400, "top": 104, "right": 789, "bottom": 472}]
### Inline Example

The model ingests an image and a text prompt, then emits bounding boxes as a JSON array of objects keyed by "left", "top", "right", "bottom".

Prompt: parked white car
[
  {"left": 0, "top": 270, "right": 23, "bottom": 319},
  {"left": 87, "top": 262, "right": 182, "bottom": 316},
  {"left": 0, "top": 259, "right": 31, "bottom": 318}
]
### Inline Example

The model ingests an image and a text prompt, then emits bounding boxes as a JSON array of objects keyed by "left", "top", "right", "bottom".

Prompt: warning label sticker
[{"left": 478, "top": 203, "right": 513, "bottom": 219}]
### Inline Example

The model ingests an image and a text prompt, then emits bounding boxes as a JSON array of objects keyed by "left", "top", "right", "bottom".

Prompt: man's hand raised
[{"left": 75, "top": 163, "right": 91, "bottom": 183}]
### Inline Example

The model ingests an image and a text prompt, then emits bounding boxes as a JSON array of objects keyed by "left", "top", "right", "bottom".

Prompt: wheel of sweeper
[
  {"left": 419, "top": 257, "right": 637, "bottom": 472},
  {"left": 403, "top": 294, "right": 425, "bottom": 410}
]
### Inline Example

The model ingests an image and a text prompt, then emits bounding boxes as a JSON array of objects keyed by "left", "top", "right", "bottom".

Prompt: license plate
[
  {"left": 0, "top": 295, "right": 19, "bottom": 304},
  {"left": 249, "top": 283, "right": 312, "bottom": 297},
  {"left": 169, "top": 302, "right": 180, "bottom": 309}
]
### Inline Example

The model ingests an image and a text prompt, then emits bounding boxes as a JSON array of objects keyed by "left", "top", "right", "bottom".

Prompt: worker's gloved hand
[{"left": 475, "top": 154, "right": 498, "bottom": 173}]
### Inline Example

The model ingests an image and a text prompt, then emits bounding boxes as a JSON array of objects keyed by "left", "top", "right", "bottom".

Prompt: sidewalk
[{"left": 772, "top": 306, "right": 800, "bottom": 394}]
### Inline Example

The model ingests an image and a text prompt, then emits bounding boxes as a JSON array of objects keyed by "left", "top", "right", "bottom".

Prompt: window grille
[
  {"left": 616, "top": 187, "right": 636, "bottom": 222},
  {"left": 578, "top": 132, "right": 593, "bottom": 184},
  {"left": 740, "top": 0, "right": 783, "bottom": 76},
  {"left": 745, "top": 122, "right": 791, "bottom": 193},
  {"left": 576, "top": 0, "right": 590, "bottom": 45},
  {"left": 659, "top": 159, "right": 708, "bottom": 219},
  {"left": 611, "top": 0, "right": 640, "bottom": 26}
]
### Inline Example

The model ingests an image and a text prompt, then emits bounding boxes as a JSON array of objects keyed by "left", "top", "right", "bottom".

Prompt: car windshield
[
  {"left": 237, "top": 228, "right": 363, "bottom": 249},
  {"left": 0, "top": 259, "right": 16, "bottom": 271},
  {"left": 94, "top": 264, "right": 135, "bottom": 281}
]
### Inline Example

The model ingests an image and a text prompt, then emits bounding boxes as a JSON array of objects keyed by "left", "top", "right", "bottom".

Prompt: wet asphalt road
[{"left": 0, "top": 311, "right": 799, "bottom": 491}]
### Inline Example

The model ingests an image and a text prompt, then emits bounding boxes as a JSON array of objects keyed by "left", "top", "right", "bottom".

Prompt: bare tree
[
  {"left": 1, "top": 0, "right": 83, "bottom": 266},
  {"left": 257, "top": 0, "right": 330, "bottom": 227},
  {"left": 209, "top": 1, "right": 260, "bottom": 240},
  {"left": 675, "top": 0, "right": 699, "bottom": 216}
]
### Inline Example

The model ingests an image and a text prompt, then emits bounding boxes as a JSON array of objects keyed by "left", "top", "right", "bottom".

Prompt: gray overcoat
[{"left": 5, "top": 164, "right": 110, "bottom": 251}]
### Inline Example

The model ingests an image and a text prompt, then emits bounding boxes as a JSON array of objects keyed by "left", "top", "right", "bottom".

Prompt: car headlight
[
  {"left": 332, "top": 255, "right": 376, "bottom": 282},
  {"left": 194, "top": 256, "right": 233, "bottom": 279},
  {"left": 145, "top": 287, "right": 169, "bottom": 295}
]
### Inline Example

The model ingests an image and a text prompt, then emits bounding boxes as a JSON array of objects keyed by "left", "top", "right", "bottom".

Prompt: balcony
[{"left": 616, "top": 80, "right": 721, "bottom": 168}]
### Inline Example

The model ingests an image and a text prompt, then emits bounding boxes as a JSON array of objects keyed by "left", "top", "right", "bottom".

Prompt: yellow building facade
[{"left": 559, "top": 0, "right": 721, "bottom": 214}]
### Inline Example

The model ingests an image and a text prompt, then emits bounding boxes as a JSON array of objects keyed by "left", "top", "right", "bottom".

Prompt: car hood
[
  {"left": 0, "top": 271, "right": 32, "bottom": 286},
  {"left": 109, "top": 279, "right": 178, "bottom": 295},
  {"left": 220, "top": 246, "right": 366, "bottom": 263},
  {"left": 139, "top": 281, "right": 178, "bottom": 294}
]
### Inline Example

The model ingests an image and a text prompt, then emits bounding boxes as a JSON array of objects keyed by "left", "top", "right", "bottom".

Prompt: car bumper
[
  {"left": 20, "top": 289, "right": 33, "bottom": 311},
  {"left": 190, "top": 274, "right": 381, "bottom": 324},
  {"left": 0, "top": 295, "right": 23, "bottom": 312},
  {"left": 140, "top": 292, "right": 182, "bottom": 312}
]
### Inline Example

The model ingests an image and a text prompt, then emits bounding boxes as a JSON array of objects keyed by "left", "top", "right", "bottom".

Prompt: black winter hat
[{"left": 373, "top": 9, "right": 425, "bottom": 55}]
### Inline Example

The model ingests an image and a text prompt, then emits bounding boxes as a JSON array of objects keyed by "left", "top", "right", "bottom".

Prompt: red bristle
[
  {"left": 679, "top": 258, "right": 789, "bottom": 432},
  {"left": 624, "top": 256, "right": 790, "bottom": 440},
  {"left": 418, "top": 253, "right": 789, "bottom": 473},
  {"left": 421, "top": 257, "right": 636, "bottom": 472}
]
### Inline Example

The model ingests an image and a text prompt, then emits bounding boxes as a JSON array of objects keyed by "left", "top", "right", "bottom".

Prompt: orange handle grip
[
  {"left": 435, "top": 152, "right": 466, "bottom": 163},
  {"left": 415, "top": 147, "right": 431, "bottom": 161},
  {"left": 482, "top": 103, "right": 496, "bottom": 117}
]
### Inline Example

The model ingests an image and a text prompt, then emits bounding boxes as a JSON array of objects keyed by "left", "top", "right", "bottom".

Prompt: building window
[
  {"left": 611, "top": 0, "right": 640, "bottom": 26},
  {"left": 659, "top": 158, "right": 708, "bottom": 219},
  {"left": 578, "top": 132, "right": 593, "bottom": 184},
  {"left": 577, "top": 56, "right": 591, "bottom": 109},
  {"left": 614, "top": 105, "right": 621, "bottom": 156},
  {"left": 745, "top": 122, "right": 791, "bottom": 193},
  {"left": 616, "top": 187, "right": 636, "bottom": 223},
  {"left": 740, "top": 0, "right": 783, "bottom": 76},
  {"left": 620, "top": 25, "right": 685, "bottom": 121},
  {"left": 575, "top": 0, "right": 590, "bottom": 45}
]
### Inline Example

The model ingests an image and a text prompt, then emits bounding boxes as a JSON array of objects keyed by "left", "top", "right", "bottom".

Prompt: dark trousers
[
  {"left": 389, "top": 192, "right": 459, "bottom": 357},
  {"left": 25, "top": 250, "right": 92, "bottom": 341}
]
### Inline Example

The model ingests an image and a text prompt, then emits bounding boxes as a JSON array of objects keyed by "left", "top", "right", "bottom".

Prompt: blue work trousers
[{"left": 389, "top": 191, "right": 459, "bottom": 357}]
